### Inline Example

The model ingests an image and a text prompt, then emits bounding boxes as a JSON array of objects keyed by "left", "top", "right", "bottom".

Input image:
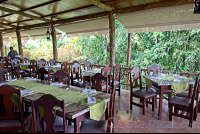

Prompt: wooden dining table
[
  {"left": 143, "top": 75, "right": 195, "bottom": 120},
  {"left": 8, "top": 79, "right": 110, "bottom": 133}
]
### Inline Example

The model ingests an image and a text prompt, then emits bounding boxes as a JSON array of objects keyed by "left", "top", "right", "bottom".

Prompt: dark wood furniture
[
  {"left": 147, "top": 64, "right": 172, "bottom": 108},
  {"left": 36, "top": 67, "right": 48, "bottom": 80},
  {"left": 112, "top": 63, "right": 121, "bottom": 96},
  {"left": 37, "top": 60, "right": 45, "bottom": 69},
  {"left": 90, "top": 73, "right": 109, "bottom": 93},
  {"left": 0, "top": 67, "right": 8, "bottom": 82},
  {"left": 31, "top": 94, "right": 74, "bottom": 133},
  {"left": 22, "top": 57, "right": 30, "bottom": 63},
  {"left": 0, "top": 85, "right": 33, "bottom": 133},
  {"left": 101, "top": 66, "right": 112, "bottom": 93},
  {"left": 71, "top": 63, "right": 83, "bottom": 87},
  {"left": 53, "top": 70, "right": 70, "bottom": 85},
  {"left": 48, "top": 59, "right": 55, "bottom": 66},
  {"left": 84, "top": 61, "right": 92, "bottom": 70},
  {"left": 80, "top": 83, "right": 116, "bottom": 133},
  {"left": 169, "top": 74, "right": 200, "bottom": 127},
  {"left": 61, "top": 62, "right": 70, "bottom": 74},
  {"left": 23, "top": 60, "right": 37, "bottom": 77},
  {"left": 130, "top": 67, "right": 155, "bottom": 115}
]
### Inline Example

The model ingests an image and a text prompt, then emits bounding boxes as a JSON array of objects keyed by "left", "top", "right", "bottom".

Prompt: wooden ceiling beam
[
  {"left": 0, "top": 21, "right": 16, "bottom": 28},
  {"left": 87, "top": 0, "right": 114, "bottom": 11},
  {"left": 0, "top": 6, "right": 51, "bottom": 22}
]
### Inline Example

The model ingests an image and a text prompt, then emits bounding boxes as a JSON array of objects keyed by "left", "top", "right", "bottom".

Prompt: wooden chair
[
  {"left": 112, "top": 63, "right": 121, "bottom": 96},
  {"left": 31, "top": 94, "right": 74, "bottom": 133},
  {"left": 53, "top": 70, "right": 70, "bottom": 85},
  {"left": 22, "top": 57, "right": 30, "bottom": 63},
  {"left": 84, "top": 61, "right": 92, "bottom": 70},
  {"left": 15, "top": 57, "right": 23, "bottom": 63},
  {"left": 90, "top": 73, "right": 109, "bottom": 93},
  {"left": 23, "top": 60, "right": 37, "bottom": 78},
  {"left": 0, "top": 85, "right": 33, "bottom": 133},
  {"left": 36, "top": 67, "right": 48, "bottom": 80},
  {"left": 48, "top": 59, "right": 55, "bottom": 66},
  {"left": 80, "top": 83, "right": 116, "bottom": 133},
  {"left": 61, "top": 62, "right": 70, "bottom": 74},
  {"left": 37, "top": 60, "right": 46, "bottom": 69},
  {"left": 147, "top": 64, "right": 172, "bottom": 108},
  {"left": 101, "top": 66, "right": 112, "bottom": 93},
  {"left": 72, "top": 60, "right": 79, "bottom": 64},
  {"left": 71, "top": 63, "right": 83, "bottom": 87},
  {"left": 0, "top": 67, "right": 8, "bottom": 82},
  {"left": 169, "top": 74, "right": 200, "bottom": 127},
  {"left": 130, "top": 67, "right": 156, "bottom": 115},
  {"left": 40, "top": 59, "right": 46, "bottom": 65}
]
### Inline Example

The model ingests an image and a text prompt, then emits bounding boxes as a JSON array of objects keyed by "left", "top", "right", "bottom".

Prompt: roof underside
[{"left": 0, "top": 0, "right": 194, "bottom": 35}]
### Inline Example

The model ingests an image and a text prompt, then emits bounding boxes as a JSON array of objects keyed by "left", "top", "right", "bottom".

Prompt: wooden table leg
[
  {"left": 158, "top": 86, "right": 163, "bottom": 120},
  {"left": 74, "top": 118, "right": 80, "bottom": 133},
  {"left": 83, "top": 76, "right": 85, "bottom": 88},
  {"left": 17, "top": 66, "right": 20, "bottom": 78}
]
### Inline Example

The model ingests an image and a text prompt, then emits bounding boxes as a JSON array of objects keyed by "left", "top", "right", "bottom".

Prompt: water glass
[
  {"left": 176, "top": 72, "right": 180, "bottom": 78},
  {"left": 169, "top": 70, "right": 173, "bottom": 76}
]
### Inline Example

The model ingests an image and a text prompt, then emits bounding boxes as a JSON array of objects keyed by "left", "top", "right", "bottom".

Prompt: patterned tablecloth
[{"left": 7, "top": 79, "right": 110, "bottom": 121}]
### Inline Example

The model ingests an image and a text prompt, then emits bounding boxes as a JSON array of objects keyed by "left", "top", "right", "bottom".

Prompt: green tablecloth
[
  {"left": 145, "top": 76, "right": 189, "bottom": 93},
  {"left": 82, "top": 69, "right": 101, "bottom": 77},
  {"left": 20, "top": 65, "right": 30, "bottom": 70},
  {"left": 45, "top": 64, "right": 62, "bottom": 72},
  {"left": 9, "top": 79, "right": 106, "bottom": 121}
]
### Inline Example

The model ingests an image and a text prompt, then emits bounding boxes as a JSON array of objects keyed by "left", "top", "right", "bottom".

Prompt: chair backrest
[
  {"left": 53, "top": 70, "right": 70, "bottom": 83},
  {"left": 101, "top": 66, "right": 111, "bottom": 78},
  {"left": 71, "top": 63, "right": 81, "bottom": 75},
  {"left": 107, "top": 85, "right": 116, "bottom": 133},
  {"left": 11, "top": 58, "right": 20, "bottom": 66},
  {"left": 48, "top": 59, "right": 55, "bottom": 66},
  {"left": 37, "top": 68, "right": 48, "bottom": 80},
  {"left": 84, "top": 61, "right": 92, "bottom": 70},
  {"left": 40, "top": 59, "right": 46, "bottom": 65},
  {"left": 113, "top": 63, "right": 121, "bottom": 81},
  {"left": 90, "top": 73, "right": 108, "bottom": 93},
  {"left": 31, "top": 94, "right": 66, "bottom": 133},
  {"left": 15, "top": 57, "right": 22, "bottom": 63},
  {"left": 30, "top": 60, "right": 37, "bottom": 75},
  {"left": 61, "top": 62, "right": 70, "bottom": 74},
  {"left": 191, "top": 74, "right": 200, "bottom": 109},
  {"left": 0, "top": 85, "right": 23, "bottom": 121},
  {"left": 0, "top": 67, "right": 8, "bottom": 83},
  {"left": 3, "top": 57, "right": 11, "bottom": 68},
  {"left": 72, "top": 60, "right": 79, "bottom": 64},
  {"left": 22, "top": 57, "right": 30, "bottom": 63},
  {"left": 148, "top": 64, "right": 161, "bottom": 75},
  {"left": 37, "top": 60, "right": 45, "bottom": 69},
  {"left": 130, "top": 67, "right": 142, "bottom": 90}
]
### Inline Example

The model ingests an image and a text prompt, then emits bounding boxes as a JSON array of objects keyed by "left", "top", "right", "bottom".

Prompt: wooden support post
[
  {"left": 0, "top": 33, "right": 4, "bottom": 57},
  {"left": 109, "top": 12, "right": 115, "bottom": 69},
  {"left": 51, "top": 24, "right": 58, "bottom": 61},
  {"left": 16, "top": 28, "right": 23, "bottom": 55},
  {"left": 126, "top": 33, "right": 132, "bottom": 90}
]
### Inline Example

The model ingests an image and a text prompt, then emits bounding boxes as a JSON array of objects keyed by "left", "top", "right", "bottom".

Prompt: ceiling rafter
[
  {"left": 0, "top": 21, "right": 16, "bottom": 28},
  {"left": 0, "top": 0, "right": 61, "bottom": 18},
  {"left": 0, "top": 6, "right": 51, "bottom": 22},
  {"left": 87, "top": 0, "right": 114, "bottom": 11}
]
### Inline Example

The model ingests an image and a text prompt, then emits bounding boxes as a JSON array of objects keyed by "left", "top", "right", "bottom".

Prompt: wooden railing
[{"left": 56, "top": 61, "right": 199, "bottom": 90}]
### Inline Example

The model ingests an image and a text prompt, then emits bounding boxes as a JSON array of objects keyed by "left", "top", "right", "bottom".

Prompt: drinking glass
[{"left": 176, "top": 72, "right": 180, "bottom": 78}]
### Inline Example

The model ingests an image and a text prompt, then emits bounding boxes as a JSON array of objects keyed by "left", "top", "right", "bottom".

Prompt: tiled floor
[{"left": 113, "top": 90, "right": 200, "bottom": 133}]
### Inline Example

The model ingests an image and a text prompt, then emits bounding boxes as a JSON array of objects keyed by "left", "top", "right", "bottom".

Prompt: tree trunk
[
  {"left": 126, "top": 33, "right": 132, "bottom": 90},
  {"left": 0, "top": 34, "right": 4, "bottom": 57},
  {"left": 103, "top": 34, "right": 108, "bottom": 65},
  {"left": 51, "top": 24, "right": 58, "bottom": 61},
  {"left": 16, "top": 27, "right": 23, "bottom": 55},
  {"left": 109, "top": 12, "right": 115, "bottom": 69}
]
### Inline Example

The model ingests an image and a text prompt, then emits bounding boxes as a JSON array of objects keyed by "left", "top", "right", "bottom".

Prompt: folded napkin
[
  {"left": 50, "top": 82, "right": 63, "bottom": 86},
  {"left": 82, "top": 90, "right": 89, "bottom": 93},
  {"left": 89, "top": 89, "right": 96, "bottom": 93},
  {"left": 21, "top": 90, "right": 33, "bottom": 95},
  {"left": 149, "top": 77, "right": 161, "bottom": 80},
  {"left": 26, "top": 78, "right": 37, "bottom": 81},
  {"left": 6, "top": 78, "right": 17, "bottom": 82},
  {"left": 0, "top": 83, "right": 9, "bottom": 86},
  {"left": 159, "top": 73, "right": 166, "bottom": 76},
  {"left": 87, "top": 97, "right": 96, "bottom": 104},
  {"left": 173, "top": 79, "right": 180, "bottom": 83},
  {"left": 177, "top": 76, "right": 187, "bottom": 79}
]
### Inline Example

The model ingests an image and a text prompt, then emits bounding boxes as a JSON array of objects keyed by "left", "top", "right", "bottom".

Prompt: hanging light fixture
[
  {"left": 46, "top": 27, "right": 51, "bottom": 40},
  {"left": 194, "top": 0, "right": 200, "bottom": 14}
]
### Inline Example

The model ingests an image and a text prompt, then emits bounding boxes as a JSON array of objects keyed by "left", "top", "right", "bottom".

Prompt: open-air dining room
[{"left": 0, "top": 0, "right": 200, "bottom": 133}]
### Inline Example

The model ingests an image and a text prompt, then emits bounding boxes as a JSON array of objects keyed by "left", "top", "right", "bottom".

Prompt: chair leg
[
  {"left": 193, "top": 106, "right": 197, "bottom": 121},
  {"left": 198, "top": 100, "right": 200, "bottom": 113},
  {"left": 143, "top": 99, "right": 145, "bottom": 115},
  {"left": 168, "top": 92, "right": 172, "bottom": 107},
  {"left": 152, "top": 97, "right": 154, "bottom": 112},
  {"left": 118, "top": 85, "right": 120, "bottom": 96},
  {"left": 155, "top": 95, "right": 157, "bottom": 109},
  {"left": 174, "top": 107, "right": 178, "bottom": 114},
  {"left": 189, "top": 110, "right": 194, "bottom": 127},
  {"left": 130, "top": 97, "right": 132, "bottom": 110},
  {"left": 169, "top": 105, "right": 172, "bottom": 121}
]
